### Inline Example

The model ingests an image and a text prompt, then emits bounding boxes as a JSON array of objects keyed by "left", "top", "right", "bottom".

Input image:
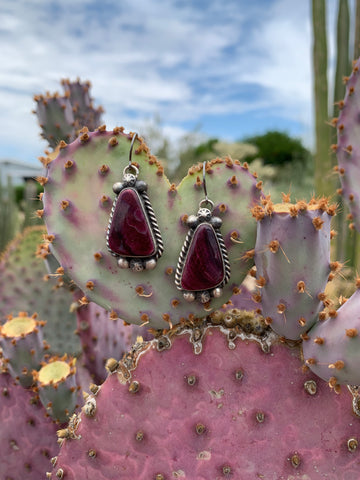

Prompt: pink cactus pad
[
  {"left": 336, "top": 57, "right": 360, "bottom": 231},
  {"left": 76, "top": 301, "right": 152, "bottom": 384},
  {"left": 303, "top": 286, "right": 360, "bottom": 386},
  {"left": 254, "top": 200, "right": 334, "bottom": 340},
  {"left": 0, "top": 372, "right": 58, "bottom": 479},
  {"left": 51, "top": 317, "right": 360, "bottom": 479}
]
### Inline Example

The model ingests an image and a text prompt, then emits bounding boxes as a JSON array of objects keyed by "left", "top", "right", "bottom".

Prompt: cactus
[
  {"left": 33, "top": 355, "right": 79, "bottom": 424},
  {"left": 302, "top": 281, "right": 360, "bottom": 388},
  {"left": 75, "top": 301, "right": 152, "bottom": 384},
  {"left": 34, "top": 93, "right": 76, "bottom": 149},
  {"left": 312, "top": 0, "right": 332, "bottom": 196},
  {"left": 0, "top": 175, "right": 19, "bottom": 253},
  {"left": 0, "top": 370, "right": 58, "bottom": 479},
  {"left": 49, "top": 318, "right": 360, "bottom": 479},
  {"left": 336, "top": 57, "right": 360, "bottom": 232},
  {"left": 0, "top": 226, "right": 81, "bottom": 356},
  {"left": 41, "top": 128, "right": 262, "bottom": 329},
  {"left": 253, "top": 197, "right": 335, "bottom": 340},
  {"left": 34, "top": 79, "right": 103, "bottom": 150},
  {"left": 61, "top": 78, "right": 104, "bottom": 132},
  {"left": 0, "top": 312, "right": 47, "bottom": 387}
]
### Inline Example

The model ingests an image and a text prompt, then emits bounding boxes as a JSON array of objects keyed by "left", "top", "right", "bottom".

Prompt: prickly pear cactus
[
  {"left": 41, "top": 128, "right": 262, "bottom": 329},
  {"left": 34, "top": 78, "right": 103, "bottom": 149},
  {"left": 253, "top": 198, "right": 336, "bottom": 340},
  {"left": 34, "top": 93, "right": 76, "bottom": 149},
  {"left": 61, "top": 78, "right": 103, "bottom": 132},
  {"left": 0, "top": 312, "right": 46, "bottom": 387},
  {"left": 0, "top": 371, "right": 58, "bottom": 479},
  {"left": 336, "top": 57, "right": 360, "bottom": 231},
  {"left": 303, "top": 282, "right": 360, "bottom": 388},
  {"left": 75, "top": 301, "right": 152, "bottom": 384},
  {"left": 0, "top": 226, "right": 81, "bottom": 356},
  {"left": 49, "top": 316, "right": 360, "bottom": 480},
  {"left": 33, "top": 355, "right": 79, "bottom": 423}
]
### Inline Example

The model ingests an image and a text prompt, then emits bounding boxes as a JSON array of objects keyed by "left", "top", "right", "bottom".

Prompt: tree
[{"left": 242, "top": 130, "right": 310, "bottom": 166}]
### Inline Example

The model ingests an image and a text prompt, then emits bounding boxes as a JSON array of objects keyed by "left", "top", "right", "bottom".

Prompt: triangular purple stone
[
  {"left": 108, "top": 188, "right": 156, "bottom": 257},
  {"left": 181, "top": 223, "right": 224, "bottom": 291}
]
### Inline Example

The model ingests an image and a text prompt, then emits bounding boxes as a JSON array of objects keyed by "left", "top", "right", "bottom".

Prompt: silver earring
[
  {"left": 175, "top": 162, "right": 230, "bottom": 303},
  {"left": 106, "top": 133, "right": 163, "bottom": 271}
]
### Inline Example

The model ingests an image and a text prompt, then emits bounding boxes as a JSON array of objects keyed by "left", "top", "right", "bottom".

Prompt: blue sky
[{"left": 0, "top": 0, "right": 348, "bottom": 166}]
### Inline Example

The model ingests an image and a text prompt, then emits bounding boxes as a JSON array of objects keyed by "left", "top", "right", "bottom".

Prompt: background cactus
[
  {"left": 0, "top": 226, "right": 81, "bottom": 356},
  {"left": 0, "top": 370, "right": 58, "bottom": 479},
  {"left": 303, "top": 282, "right": 360, "bottom": 388},
  {"left": 336, "top": 57, "right": 360, "bottom": 232},
  {"left": 34, "top": 78, "right": 104, "bottom": 150},
  {"left": 0, "top": 312, "right": 47, "bottom": 387}
]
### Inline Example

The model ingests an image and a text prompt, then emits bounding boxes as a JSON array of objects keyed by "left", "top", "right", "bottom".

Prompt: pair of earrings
[{"left": 106, "top": 133, "right": 230, "bottom": 304}]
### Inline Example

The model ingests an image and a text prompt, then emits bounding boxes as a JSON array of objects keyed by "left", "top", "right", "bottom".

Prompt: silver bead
[
  {"left": 117, "top": 258, "right": 129, "bottom": 269},
  {"left": 210, "top": 216, "right": 222, "bottom": 228},
  {"left": 183, "top": 292, "right": 196, "bottom": 302},
  {"left": 197, "top": 208, "right": 212, "bottom": 221},
  {"left": 213, "top": 287, "right": 223, "bottom": 298},
  {"left": 145, "top": 259, "right": 157, "bottom": 270},
  {"left": 131, "top": 260, "right": 144, "bottom": 272},
  {"left": 112, "top": 182, "right": 123, "bottom": 194},
  {"left": 200, "top": 291, "right": 211, "bottom": 303},
  {"left": 187, "top": 215, "right": 198, "bottom": 227},
  {"left": 123, "top": 173, "right": 137, "bottom": 185}
]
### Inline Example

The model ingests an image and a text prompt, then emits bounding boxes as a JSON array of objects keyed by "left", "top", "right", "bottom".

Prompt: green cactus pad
[
  {"left": 42, "top": 128, "right": 262, "bottom": 329},
  {"left": 35, "top": 356, "right": 79, "bottom": 423},
  {"left": 0, "top": 312, "right": 45, "bottom": 387},
  {"left": 0, "top": 226, "right": 81, "bottom": 356}
]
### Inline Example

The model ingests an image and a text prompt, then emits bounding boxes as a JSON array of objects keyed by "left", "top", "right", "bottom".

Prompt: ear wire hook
[
  {"left": 124, "top": 133, "right": 139, "bottom": 177},
  {"left": 203, "top": 161, "right": 209, "bottom": 203},
  {"left": 199, "top": 161, "right": 214, "bottom": 211},
  {"left": 129, "top": 132, "right": 138, "bottom": 166}
]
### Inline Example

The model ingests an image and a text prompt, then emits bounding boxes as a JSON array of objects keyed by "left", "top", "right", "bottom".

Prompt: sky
[{"left": 0, "top": 0, "right": 350, "bottom": 167}]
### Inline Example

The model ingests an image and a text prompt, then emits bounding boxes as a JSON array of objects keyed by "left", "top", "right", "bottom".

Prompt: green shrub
[{"left": 242, "top": 130, "right": 311, "bottom": 167}]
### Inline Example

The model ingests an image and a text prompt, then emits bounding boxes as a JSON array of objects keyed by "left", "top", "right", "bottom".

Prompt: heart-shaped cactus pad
[{"left": 41, "top": 127, "right": 262, "bottom": 329}]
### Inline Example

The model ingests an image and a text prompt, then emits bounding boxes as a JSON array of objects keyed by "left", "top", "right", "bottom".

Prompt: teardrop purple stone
[
  {"left": 180, "top": 223, "right": 225, "bottom": 291},
  {"left": 108, "top": 188, "right": 156, "bottom": 257}
]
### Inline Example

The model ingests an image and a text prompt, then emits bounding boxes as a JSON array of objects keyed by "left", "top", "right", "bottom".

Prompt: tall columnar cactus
[
  {"left": 34, "top": 79, "right": 103, "bottom": 150},
  {"left": 312, "top": 0, "right": 332, "bottom": 196},
  {"left": 40, "top": 128, "right": 262, "bottom": 328},
  {"left": 336, "top": 57, "right": 360, "bottom": 232},
  {"left": 0, "top": 226, "right": 81, "bottom": 356},
  {"left": 48, "top": 318, "right": 360, "bottom": 479},
  {"left": 253, "top": 197, "right": 336, "bottom": 340}
]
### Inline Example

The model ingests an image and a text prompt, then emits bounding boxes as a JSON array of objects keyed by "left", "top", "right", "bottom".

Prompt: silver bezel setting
[
  {"left": 175, "top": 208, "right": 230, "bottom": 303},
  {"left": 106, "top": 180, "right": 163, "bottom": 271}
]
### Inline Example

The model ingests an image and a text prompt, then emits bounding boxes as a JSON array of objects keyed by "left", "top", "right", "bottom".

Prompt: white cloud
[{"left": 0, "top": 0, "right": 340, "bottom": 162}]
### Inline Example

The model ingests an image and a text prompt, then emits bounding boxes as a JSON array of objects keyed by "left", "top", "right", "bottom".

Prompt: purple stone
[
  {"left": 180, "top": 223, "right": 225, "bottom": 291},
  {"left": 108, "top": 188, "right": 156, "bottom": 257}
]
